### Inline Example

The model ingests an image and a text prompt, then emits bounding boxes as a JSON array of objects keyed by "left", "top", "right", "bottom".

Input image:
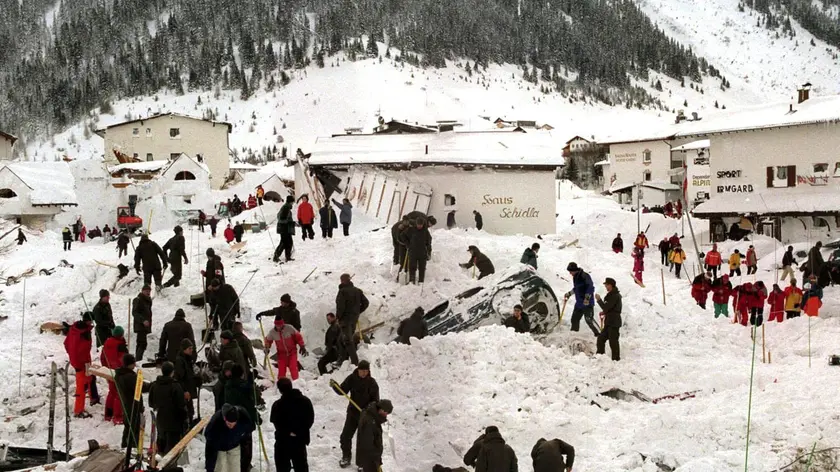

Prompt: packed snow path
[{"left": 0, "top": 192, "right": 839, "bottom": 471}]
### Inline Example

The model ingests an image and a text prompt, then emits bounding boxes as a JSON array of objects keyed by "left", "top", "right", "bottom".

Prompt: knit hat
[
  {"left": 99, "top": 289, "right": 110, "bottom": 298},
  {"left": 566, "top": 262, "right": 580, "bottom": 272},
  {"left": 485, "top": 425, "right": 499, "bottom": 434},
  {"left": 280, "top": 293, "right": 292, "bottom": 303},
  {"left": 223, "top": 405, "right": 239, "bottom": 423},
  {"left": 142, "top": 285, "right": 152, "bottom": 292},
  {"left": 174, "top": 308, "right": 186, "bottom": 319},
  {"left": 122, "top": 354, "right": 136, "bottom": 367},
  {"left": 285, "top": 195, "right": 295, "bottom": 203},
  {"left": 467, "top": 245, "right": 478, "bottom": 253},
  {"left": 161, "top": 361, "right": 174, "bottom": 377},
  {"left": 377, "top": 399, "right": 394, "bottom": 414},
  {"left": 180, "top": 338, "right": 194, "bottom": 349},
  {"left": 220, "top": 330, "right": 234, "bottom": 340},
  {"left": 82, "top": 311, "right": 94, "bottom": 322},
  {"left": 112, "top": 326, "right": 125, "bottom": 337}
]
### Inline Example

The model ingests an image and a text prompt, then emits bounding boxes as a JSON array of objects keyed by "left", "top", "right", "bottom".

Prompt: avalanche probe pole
[
  {"left": 258, "top": 319, "right": 276, "bottom": 381},
  {"left": 18, "top": 278, "right": 26, "bottom": 395}
]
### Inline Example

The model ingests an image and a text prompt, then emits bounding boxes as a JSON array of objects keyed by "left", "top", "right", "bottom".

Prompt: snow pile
[
  {"left": 0, "top": 189, "right": 839, "bottom": 472},
  {"left": 3, "top": 162, "right": 78, "bottom": 205}
]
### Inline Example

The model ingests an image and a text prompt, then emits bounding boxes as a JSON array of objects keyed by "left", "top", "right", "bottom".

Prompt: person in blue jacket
[
  {"left": 564, "top": 262, "right": 600, "bottom": 336},
  {"left": 205, "top": 404, "right": 254, "bottom": 472},
  {"left": 332, "top": 198, "right": 353, "bottom": 236}
]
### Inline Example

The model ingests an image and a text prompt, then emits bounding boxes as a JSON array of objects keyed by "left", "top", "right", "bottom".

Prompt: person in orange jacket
[
  {"left": 297, "top": 195, "right": 316, "bottom": 241},
  {"left": 634, "top": 232, "right": 649, "bottom": 250},
  {"left": 802, "top": 275, "right": 823, "bottom": 317},
  {"left": 767, "top": 284, "right": 786, "bottom": 323},
  {"left": 704, "top": 244, "right": 722, "bottom": 279},
  {"left": 783, "top": 279, "right": 803, "bottom": 319},
  {"left": 264, "top": 319, "right": 307, "bottom": 380},
  {"left": 100, "top": 326, "right": 128, "bottom": 423},
  {"left": 256, "top": 185, "right": 265, "bottom": 205}
]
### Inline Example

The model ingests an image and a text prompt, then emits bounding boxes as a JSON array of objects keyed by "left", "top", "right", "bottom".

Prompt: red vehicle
[{"left": 117, "top": 195, "right": 143, "bottom": 231}]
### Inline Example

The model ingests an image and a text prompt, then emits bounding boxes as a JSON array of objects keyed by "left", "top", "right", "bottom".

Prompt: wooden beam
[{"left": 157, "top": 416, "right": 210, "bottom": 469}]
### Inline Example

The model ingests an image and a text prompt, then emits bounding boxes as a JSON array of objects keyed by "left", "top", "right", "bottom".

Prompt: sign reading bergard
[
  {"left": 482, "top": 195, "right": 540, "bottom": 218},
  {"left": 717, "top": 184, "right": 754, "bottom": 193}
]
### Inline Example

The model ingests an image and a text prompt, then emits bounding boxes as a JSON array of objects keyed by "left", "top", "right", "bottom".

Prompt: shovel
[{"left": 331, "top": 380, "right": 397, "bottom": 464}]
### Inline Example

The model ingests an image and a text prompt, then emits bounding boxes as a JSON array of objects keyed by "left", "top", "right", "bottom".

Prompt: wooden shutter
[
  {"left": 787, "top": 165, "right": 797, "bottom": 187},
  {"left": 766, "top": 167, "right": 774, "bottom": 188}
]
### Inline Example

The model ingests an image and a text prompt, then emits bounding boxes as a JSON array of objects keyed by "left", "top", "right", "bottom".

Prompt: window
[
  {"left": 814, "top": 163, "right": 829, "bottom": 173},
  {"left": 145, "top": 128, "right": 152, "bottom": 137},
  {"left": 170, "top": 153, "right": 180, "bottom": 160},
  {"left": 814, "top": 216, "right": 830, "bottom": 228},
  {"left": 767, "top": 165, "right": 796, "bottom": 188},
  {"left": 643, "top": 170, "right": 652, "bottom": 181},
  {"left": 146, "top": 153, "right": 153, "bottom": 161},
  {"left": 642, "top": 149, "right": 652, "bottom": 164},
  {"left": 174, "top": 171, "right": 196, "bottom": 181},
  {"left": 132, "top": 128, "right": 139, "bottom": 136},
  {"left": 169, "top": 128, "right": 181, "bottom": 138},
  {"left": 834, "top": 162, "right": 840, "bottom": 177},
  {"left": 0, "top": 188, "right": 17, "bottom": 198},
  {"left": 444, "top": 194, "right": 456, "bottom": 205}
]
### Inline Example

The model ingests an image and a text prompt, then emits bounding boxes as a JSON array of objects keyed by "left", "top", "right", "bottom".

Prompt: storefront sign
[
  {"left": 692, "top": 175, "right": 711, "bottom": 187},
  {"left": 797, "top": 175, "right": 829, "bottom": 186},
  {"left": 716, "top": 170, "right": 742, "bottom": 179},
  {"left": 716, "top": 184, "right": 754, "bottom": 193},
  {"left": 482, "top": 194, "right": 540, "bottom": 218},
  {"left": 614, "top": 152, "right": 637, "bottom": 163}
]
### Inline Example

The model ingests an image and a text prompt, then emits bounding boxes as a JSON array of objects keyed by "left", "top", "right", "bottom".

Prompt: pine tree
[
  {"left": 654, "top": 79, "right": 662, "bottom": 91},
  {"left": 240, "top": 71, "right": 251, "bottom": 100},
  {"left": 564, "top": 156, "right": 580, "bottom": 183},
  {"left": 366, "top": 34, "right": 378, "bottom": 57}
]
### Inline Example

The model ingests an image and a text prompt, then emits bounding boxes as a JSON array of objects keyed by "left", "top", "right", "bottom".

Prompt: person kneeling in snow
[
  {"left": 595, "top": 278, "right": 622, "bottom": 361},
  {"left": 503, "top": 304, "right": 531, "bottom": 334},
  {"left": 264, "top": 319, "right": 307, "bottom": 381},
  {"left": 532, "top": 437, "right": 575, "bottom": 472},
  {"left": 460, "top": 245, "right": 495, "bottom": 280},
  {"left": 398, "top": 307, "right": 429, "bottom": 343},
  {"left": 463, "top": 426, "right": 518, "bottom": 472},
  {"left": 691, "top": 272, "right": 712, "bottom": 309}
]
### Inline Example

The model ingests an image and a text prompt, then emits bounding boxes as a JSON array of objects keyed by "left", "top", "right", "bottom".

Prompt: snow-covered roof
[
  {"left": 109, "top": 161, "right": 168, "bottom": 173},
  {"left": 308, "top": 132, "right": 564, "bottom": 168},
  {"left": 1, "top": 162, "right": 77, "bottom": 205},
  {"left": 230, "top": 163, "right": 263, "bottom": 170},
  {"left": 693, "top": 186, "right": 840, "bottom": 216},
  {"left": 609, "top": 182, "right": 636, "bottom": 193},
  {"left": 0, "top": 130, "right": 17, "bottom": 145},
  {"left": 95, "top": 112, "right": 232, "bottom": 136},
  {"left": 671, "top": 139, "right": 710, "bottom": 151},
  {"left": 161, "top": 153, "right": 211, "bottom": 177},
  {"left": 602, "top": 95, "right": 840, "bottom": 145},
  {"left": 643, "top": 181, "right": 681, "bottom": 191}
]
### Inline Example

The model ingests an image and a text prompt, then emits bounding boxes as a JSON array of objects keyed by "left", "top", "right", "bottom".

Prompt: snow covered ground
[{"left": 1, "top": 185, "right": 839, "bottom": 471}]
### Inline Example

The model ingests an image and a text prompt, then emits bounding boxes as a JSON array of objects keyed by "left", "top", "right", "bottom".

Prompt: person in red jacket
[
  {"left": 668, "top": 233, "right": 680, "bottom": 250},
  {"left": 632, "top": 247, "right": 644, "bottom": 283},
  {"left": 247, "top": 194, "right": 257, "bottom": 209},
  {"left": 691, "top": 272, "right": 712, "bottom": 309},
  {"left": 612, "top": 233, "right": 624, "bottom": 253},
  {"left": 733, "top": 283, "right": 754, "bottom": 326},
  {"left": 675, "top": 199, "right": 683, "bottom": 218},
  {"left": 296, "top": 195, "right": 316, "bottom": 241},
  {"left": 750, "top": 281, "right": 767, "bottom": 326},
  {"left": 64, "top": 312, "right": 98, "bottom": 417},
  {"left": 711, "top": 275, "right": 732, "bottom": 318},
  {"left": 704, "top": 244, "right": 722, "bottom": 279},
  {"left": 264, "top": 319, "right": 307, "bottom": 381},
  {"left": 767, "top": 284, "right": 786, "bottom": 323},
  {"left": 100, "top": 326, "right": 128, "bottom": 423},
  {"left": 224, "top": 224, "right": 235, "bottom": 244}
]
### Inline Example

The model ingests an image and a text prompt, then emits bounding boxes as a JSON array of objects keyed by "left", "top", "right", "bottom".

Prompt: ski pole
[
  {"left": 329, "top": 379, "right": 362, "bottom": 412},
  {"left": 258, "top": 318, "right": 276, "bottom": 381},
  {"left": 199, "top": 269, "right": 260, "bottom": 350}
]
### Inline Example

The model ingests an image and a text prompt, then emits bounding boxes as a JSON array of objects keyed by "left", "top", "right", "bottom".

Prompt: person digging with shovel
[{"left": 331, "top": 360, "right": 380, "bottom": 468}]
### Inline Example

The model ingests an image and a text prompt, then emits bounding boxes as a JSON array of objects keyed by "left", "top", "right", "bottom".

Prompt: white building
[
  {"left": 95, "top": 113, "right": 231, "bottom": 189},
  {"left": 599, "top": 84, "right": 840, "bottom": 242},
  {"left": 297, "top": 131, "right": 563, "bottom": 236},
  {"left": 0, "top": 162, "right": 78, "bottom": 228},
  {"left": 0, "top": 131, "right": 17, "bottom": 161}
]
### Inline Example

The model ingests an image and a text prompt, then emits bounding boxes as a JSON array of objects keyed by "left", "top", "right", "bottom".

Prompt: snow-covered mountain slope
[
  {"left": 1, "top": 188, "right": 840, "bottom": 471},
  {"left": 636, "top": 0, "right": 840, "bottom": 103},
  {"left": 26, "top": 49, "right": 729, "bottom": 163}
]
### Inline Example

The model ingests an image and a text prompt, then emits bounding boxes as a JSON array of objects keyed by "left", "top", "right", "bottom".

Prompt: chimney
[
  {"left": 675, "top": 109, "right": 686, "bottom": 124},
  {"left": 797, "top": 82, "right": 812, "bottom": 104},
  {"left": 691, "top": 112, "right": 699, "bottom": 121}
]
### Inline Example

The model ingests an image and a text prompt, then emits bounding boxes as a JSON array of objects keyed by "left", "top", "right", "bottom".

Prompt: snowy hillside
[
  {"left": 1, "top": 188, "right": 840, "bottom": 471},
  {"left": 26, "top": 48, "right": 732, "bottom": 163},
  {"left": 636, "top": 0, "right": 840, "bottom": 103}
]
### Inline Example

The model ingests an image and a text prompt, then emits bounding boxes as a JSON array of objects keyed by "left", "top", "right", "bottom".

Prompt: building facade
[
  {"left": 0, "top": 131, "right": 17, "bottom": 161},
  {"left": 0, "top": 162, "right": 78, "bottom": 229},
  {"left": 96, "top": 113, "right": 231, "bottom": 189}
]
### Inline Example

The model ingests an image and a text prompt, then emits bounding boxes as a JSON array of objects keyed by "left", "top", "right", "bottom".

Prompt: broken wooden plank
[{"left": 156, "top": 416, "right": 210, "bottom": 469}]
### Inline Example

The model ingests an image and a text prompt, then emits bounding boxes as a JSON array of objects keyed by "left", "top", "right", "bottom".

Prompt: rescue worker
[
  {"left": 356, "top": 399, "right": 394, "bottom": 472},
  {"left": 595, "top": 277, "right": 622, "bottom": 361},
  {"left": 132, "top": 285, "right": 154, "bottom": 360},
  {"left": 459, "top": 246, "right": 495, "bottom": 280},
  {"left": 134, "top": 234, "right": 168, "bottom": 290},
  {"left": 565, "top": 262, "right": 598, "bottom": 336},
  {"left": 397, "top": 308, "right": 429, "bottom": 343},
  {"left": 264, "top": 319, "right": 307, "bottom": 381},
  {"left": 333, "top": 360, "right": 379, "bottom": 468},
  {"left": 162, "top": 226, "right": 188, "bottom": 288}
]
